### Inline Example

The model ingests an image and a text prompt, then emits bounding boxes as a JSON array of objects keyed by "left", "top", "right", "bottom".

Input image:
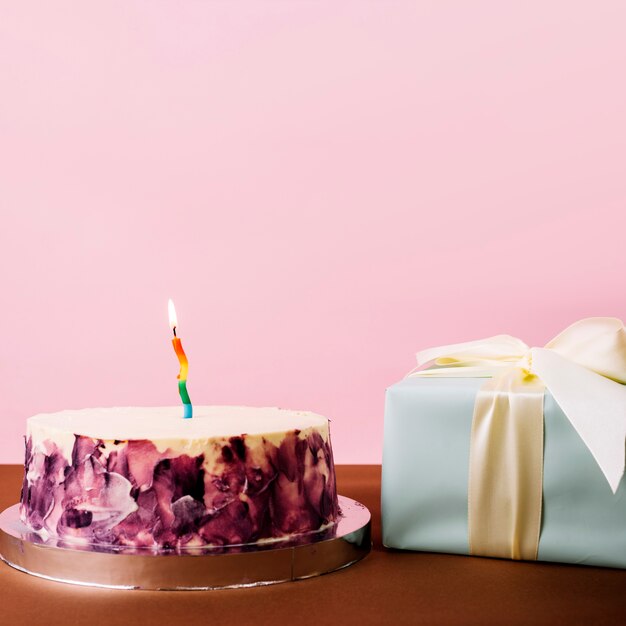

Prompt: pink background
[{"left": 1, "top": 2, "right": 625, "bottom": 464}]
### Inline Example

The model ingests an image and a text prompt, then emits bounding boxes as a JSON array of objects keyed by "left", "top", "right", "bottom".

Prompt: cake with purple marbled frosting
[{"left": 20, "top": 406, "right": 339, "bottom": 549}]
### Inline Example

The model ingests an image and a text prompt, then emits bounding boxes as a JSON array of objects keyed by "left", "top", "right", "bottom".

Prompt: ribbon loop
[{"left": 545, "top": 317, "right": 626, "bottom": 384}]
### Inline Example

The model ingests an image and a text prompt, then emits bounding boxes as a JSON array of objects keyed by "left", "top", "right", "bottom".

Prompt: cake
[{"left": 20, "top": 406, "right": 339, "bottom": 549}]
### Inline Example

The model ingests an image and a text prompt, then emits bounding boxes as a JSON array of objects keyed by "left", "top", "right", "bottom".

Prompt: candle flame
[{"left": 168, "top": 298, "right": 178, "bottom": 331}]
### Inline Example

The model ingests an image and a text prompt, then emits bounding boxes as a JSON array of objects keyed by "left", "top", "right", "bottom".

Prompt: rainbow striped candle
[{"left": 168, "top": 299, "right": 193, "bottom": 419}]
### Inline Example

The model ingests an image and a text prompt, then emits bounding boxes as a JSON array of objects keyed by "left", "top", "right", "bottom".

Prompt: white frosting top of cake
[{"left": 27, "top": 406, "right": 328, "bottom": 442}]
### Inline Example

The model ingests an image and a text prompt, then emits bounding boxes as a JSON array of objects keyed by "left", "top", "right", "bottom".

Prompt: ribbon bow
[{"left": 410, "top": 317, "right": 626, "bottom": 560}]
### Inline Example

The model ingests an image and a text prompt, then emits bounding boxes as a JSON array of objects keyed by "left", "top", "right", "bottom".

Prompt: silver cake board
[{"left": 0, "top": 495, "right": 370, "bottom": 590}]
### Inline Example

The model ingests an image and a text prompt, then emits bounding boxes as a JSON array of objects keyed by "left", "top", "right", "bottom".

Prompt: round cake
[{"left": 20, "top": 406, "right": 339, "bottom": 549}]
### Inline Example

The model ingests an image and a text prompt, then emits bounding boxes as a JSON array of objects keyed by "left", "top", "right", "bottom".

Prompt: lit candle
[{"left": 168, "top": 299, "right": 193, "bottom": 419}]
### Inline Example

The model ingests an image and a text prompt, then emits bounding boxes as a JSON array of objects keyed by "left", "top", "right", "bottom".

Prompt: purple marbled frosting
[{"left": 20, "top": 430, "right": 339, "bottom": 549}]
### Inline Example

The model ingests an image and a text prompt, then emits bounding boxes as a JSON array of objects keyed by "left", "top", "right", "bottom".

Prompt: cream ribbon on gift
[{"left": 409, "top": 317, "right": 626, "bottom": 561}]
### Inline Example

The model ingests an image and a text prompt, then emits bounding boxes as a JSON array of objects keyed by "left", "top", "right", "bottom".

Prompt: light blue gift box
[{"left": 382, "top": 376, "right": 626, "bottom": 568}]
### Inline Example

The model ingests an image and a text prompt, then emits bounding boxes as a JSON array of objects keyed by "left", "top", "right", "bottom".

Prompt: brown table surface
[{"left": 2, "top": 465, "right": 626, "bottom": 625}]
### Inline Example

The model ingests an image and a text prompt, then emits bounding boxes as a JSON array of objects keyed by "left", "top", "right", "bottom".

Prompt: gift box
[{"left": 381, "top": 318, "right": 626, "bottom": 568}]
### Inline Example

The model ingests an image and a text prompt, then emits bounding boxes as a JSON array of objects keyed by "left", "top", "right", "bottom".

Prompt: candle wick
[{"left": 172, "top": 327, "right": 177, "bottom": 337}]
